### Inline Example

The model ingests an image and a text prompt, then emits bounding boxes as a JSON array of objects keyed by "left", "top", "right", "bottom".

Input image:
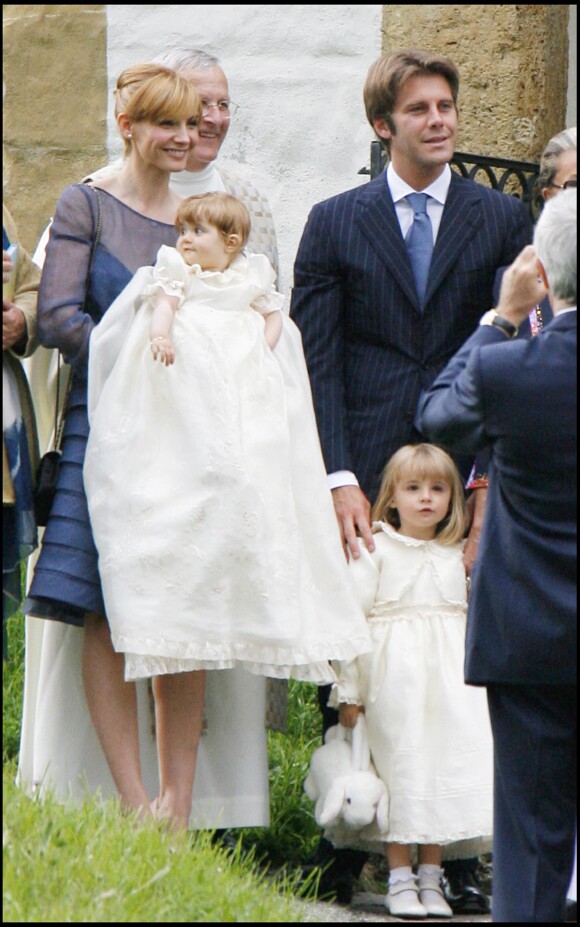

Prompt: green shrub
[{"left": 238, "top": 681, "right": 322, "bottom": 869}]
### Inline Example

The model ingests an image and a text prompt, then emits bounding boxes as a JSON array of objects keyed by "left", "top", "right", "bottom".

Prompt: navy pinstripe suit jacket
[{"left": 290, "top": 171, "right": 532, "bottom": 500}]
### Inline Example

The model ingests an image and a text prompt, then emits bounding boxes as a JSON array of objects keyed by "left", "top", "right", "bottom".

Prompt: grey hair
[
  {"left": 538, "top": 126, "right": 577, "bottom": 190},
  {"left": 152, "top": 48, "right": 221, "bottom": 72},
  {"left": 533, "top": 187, "right": 577, "bottom": 305}
]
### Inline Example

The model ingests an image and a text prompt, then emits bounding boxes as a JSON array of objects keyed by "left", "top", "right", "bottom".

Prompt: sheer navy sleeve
[
  {"left": 37, "top": 184, "right": 179, "bottom": 376},
  {"left": 37, "top": 184, "right": 100, "bottom": 372}
]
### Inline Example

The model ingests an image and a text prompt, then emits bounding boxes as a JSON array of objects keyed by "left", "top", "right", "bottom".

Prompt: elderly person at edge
[
  {"left": 538, "top": 126, "right": 577, "bottom": 201},
  {"left": 3, "top": 206, "right": 40, "bottom": 658}
]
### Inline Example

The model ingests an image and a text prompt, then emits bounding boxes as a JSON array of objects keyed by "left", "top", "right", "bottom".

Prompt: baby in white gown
[{"left": 84, "top": 193, "right": 370, "bottom": 684}]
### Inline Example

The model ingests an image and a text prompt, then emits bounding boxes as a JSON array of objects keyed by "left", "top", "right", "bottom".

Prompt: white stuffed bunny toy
[{"left": 304, "top": 714, "right": 389, "bottom": 832}]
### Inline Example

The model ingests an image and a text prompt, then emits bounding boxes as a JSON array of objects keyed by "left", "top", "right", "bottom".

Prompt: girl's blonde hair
[
  {"left": 175, "top": 192, "right": 251, "bottom": 251},
  {"left": 372, "top": 443, "right": 466, "bottom": 545},
  {"left": 114, "top": 63, "right": 202, "bottom": 155}
]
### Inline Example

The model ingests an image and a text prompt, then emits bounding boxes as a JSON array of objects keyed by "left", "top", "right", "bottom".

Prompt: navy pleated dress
[{"left": 24, "top": 183, "right": 178, "bottom": 625}]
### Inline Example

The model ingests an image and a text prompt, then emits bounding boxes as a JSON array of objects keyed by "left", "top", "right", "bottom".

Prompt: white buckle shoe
[
  {"left": 418, "top": 881, "right": 453, "bottom": 918},
  {"left": 385, "top": 877, "right": 428, "bottom": 919}
]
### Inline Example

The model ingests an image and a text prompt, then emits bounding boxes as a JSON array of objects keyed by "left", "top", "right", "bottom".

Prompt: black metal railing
[{"left": 359, "top": 140, "right": 543, "bottom": 222}]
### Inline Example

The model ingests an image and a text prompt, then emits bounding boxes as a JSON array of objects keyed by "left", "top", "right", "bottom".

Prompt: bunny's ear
[
  {"left": 304, "top": 772, "right": 317, "bottom": 801},
  {"left": 375, "top": 784, "right": 390, "bottom": 833},
  {"left": 317, "top": 780, "right": 346, "bottom": 826}
]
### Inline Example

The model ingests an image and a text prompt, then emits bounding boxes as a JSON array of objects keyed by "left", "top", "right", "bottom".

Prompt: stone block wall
[
  {"left": 381, "top": 4, "right": 570, "bottom": 161},
  {"left": 3, "top": 4, "right": 107, "bottom": 253}
]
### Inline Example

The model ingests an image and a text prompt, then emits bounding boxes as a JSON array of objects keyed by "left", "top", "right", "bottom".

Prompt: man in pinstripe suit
[{"left": 291, "top": 48, "right": 531, "bottom": 911}]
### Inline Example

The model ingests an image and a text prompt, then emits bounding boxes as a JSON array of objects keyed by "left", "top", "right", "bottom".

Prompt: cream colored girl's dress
[
  {"left": 84, "top": 247, "right": 370, "bottom": 683},
  {"left": 328, "top": 521, "right": 493, "bottom": 856}
]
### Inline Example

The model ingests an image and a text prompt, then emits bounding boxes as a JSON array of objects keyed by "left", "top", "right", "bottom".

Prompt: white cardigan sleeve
[{"left": 329, "top": 545, "right": 380, "bottom": 707}]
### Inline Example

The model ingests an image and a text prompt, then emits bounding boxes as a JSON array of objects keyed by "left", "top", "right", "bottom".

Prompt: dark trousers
[{"left": 487, "top": 684, "right": 577, "bottom": 922}]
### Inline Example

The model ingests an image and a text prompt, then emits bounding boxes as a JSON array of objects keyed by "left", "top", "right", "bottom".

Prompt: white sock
[
  {"left": 418, "top": 863, "right": 443, "bottom": 883},
  {"left": 389, "top": 865, "right": 415, "bottom": 887}
]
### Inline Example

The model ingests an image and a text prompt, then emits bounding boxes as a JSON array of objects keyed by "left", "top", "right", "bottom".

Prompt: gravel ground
[
  {"left": 295, "top": 855, "right": 493, "bottom": 923},
  {"left": 300, "top": 892, "right": 492, "bottom": 922}
]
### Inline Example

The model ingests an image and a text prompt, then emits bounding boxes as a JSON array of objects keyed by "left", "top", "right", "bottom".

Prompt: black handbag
[
  {"left": 34, "top": 450, "right": 64, "bottom": 526},
  {"left": 34, "top": 354, "right": 70, "bottom": 527}
]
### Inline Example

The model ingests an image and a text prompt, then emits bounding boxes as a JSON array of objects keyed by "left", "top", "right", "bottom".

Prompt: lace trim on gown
[{"left": 119, "top": 632, "right": 373, "bottom": 683}]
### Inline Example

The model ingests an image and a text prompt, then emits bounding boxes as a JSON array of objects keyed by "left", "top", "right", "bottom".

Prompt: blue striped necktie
[{"left": 405, "top": 192, "right": 433, "bottom": 306}]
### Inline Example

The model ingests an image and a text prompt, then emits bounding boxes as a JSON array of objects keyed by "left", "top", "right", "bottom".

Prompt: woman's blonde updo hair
[
  {"left": 114, "top": 63, "right": 202, "bottom": 155},
  {"left": 371, "top": 443, "right": 466, "bottom": 545},
  {"left": 175, "top": 192, "right": 251, "bottom": 252}
]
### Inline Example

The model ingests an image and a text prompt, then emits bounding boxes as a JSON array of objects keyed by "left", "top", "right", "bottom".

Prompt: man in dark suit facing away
[
  {"left": 290, "top": 48, "right": 532, "bottom": 911},
  {"left": 416, "top": 189, "right": 576, "bottom": 923}
]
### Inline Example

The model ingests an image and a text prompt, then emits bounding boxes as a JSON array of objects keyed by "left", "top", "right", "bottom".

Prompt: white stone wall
[
  {"left": 567, "top": 5, "right": 577, "bottom": 127},
  {"left": 106, "top": 4, "right": 383, "bottom": 293}
]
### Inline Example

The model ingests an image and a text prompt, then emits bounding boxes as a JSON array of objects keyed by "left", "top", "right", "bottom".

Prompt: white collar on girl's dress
[
  {"left": 372, "top": 520, "right": 425, "bottom": 546},
  {"left": 372, "top": 520, "right": 456, "bottom": 551}
]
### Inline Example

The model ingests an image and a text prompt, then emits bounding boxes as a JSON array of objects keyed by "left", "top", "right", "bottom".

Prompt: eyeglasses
[
  {"left": 549, "top": 179, "right": 577, "bottom": 190},
  {"left": 200, "top": 100, "right": 239, "bottom": 118}
]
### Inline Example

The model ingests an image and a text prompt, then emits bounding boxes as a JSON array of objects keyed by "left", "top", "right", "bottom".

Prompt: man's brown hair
[{"left": 364, "top": 48, "right": 460, "bottom": 154}]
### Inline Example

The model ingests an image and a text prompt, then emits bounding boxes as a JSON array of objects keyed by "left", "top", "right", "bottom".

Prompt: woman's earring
[{"left": 127, "top": 132, "right": 132, "bottom": 139}]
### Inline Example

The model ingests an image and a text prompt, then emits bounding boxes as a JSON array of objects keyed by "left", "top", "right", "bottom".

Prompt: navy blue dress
[{"left": 24, "top": 184, "right": 178, "bottom": 625}]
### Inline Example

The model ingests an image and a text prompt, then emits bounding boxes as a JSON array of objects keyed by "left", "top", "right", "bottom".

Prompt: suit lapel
[
  {"left": 354, "top": 172, "right": 484, "bottom": 311},
  {"left": 424, "top": 173, "right": 482, "bottom": 304},
  {"left": 354, "top": 175, "right": 420, "bottom": 309}
]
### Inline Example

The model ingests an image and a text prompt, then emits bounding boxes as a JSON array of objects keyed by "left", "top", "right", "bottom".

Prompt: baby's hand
[
  {"left": 339, "top": 703, "right": 362, "bottom": 729},
  {"left": 150, "top": 336, "right": 175, "bottom": 366}
]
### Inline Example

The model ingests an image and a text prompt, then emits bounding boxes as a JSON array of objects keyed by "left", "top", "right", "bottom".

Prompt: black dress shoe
[
  {"left": 300, "top": 861, "right": 354, "bottom": 905},
  {"left": 210, "top": 829, "right": 239, "bottom": 853},
  {"left": 565, "top": 899, "right": 577, "bottom": 922},
  {"left": 441, "top": 869, "right": 491, "bottom": 914},
  {"left": 299, "top": 839, "right": 360, "bottom": 905}
]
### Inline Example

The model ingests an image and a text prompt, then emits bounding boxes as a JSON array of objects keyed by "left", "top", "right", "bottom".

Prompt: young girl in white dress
[
  {"left": 84, "top": 192, "right": 370, "bottom": 690},
  {"left": 328, "top": 443, "right": 493, "bottom": 920}
]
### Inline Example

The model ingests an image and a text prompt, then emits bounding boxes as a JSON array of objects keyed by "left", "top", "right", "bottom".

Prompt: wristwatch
[{"left": 479, "top": 309, "right": 519, "bottom": 339}]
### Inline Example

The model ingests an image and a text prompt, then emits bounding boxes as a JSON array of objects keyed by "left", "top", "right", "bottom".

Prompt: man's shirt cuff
[{"left": 327, "top": 470, "right": 359, "bottom": 491}]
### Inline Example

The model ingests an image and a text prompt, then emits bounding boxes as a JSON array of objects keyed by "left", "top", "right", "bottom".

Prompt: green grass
[
  {"left": 2, "top": 613, "right": 325, "bottom": 921},
  {"left": 3, "top": 613, "right": 25, "bottom": 766},
  {"left": 3, "top": 768, "right": 314, "bottom": 922}
]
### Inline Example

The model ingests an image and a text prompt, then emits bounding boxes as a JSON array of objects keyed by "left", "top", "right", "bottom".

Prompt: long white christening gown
[{"left": 84, "top": 247, "right": 370, "bottom": 682}]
